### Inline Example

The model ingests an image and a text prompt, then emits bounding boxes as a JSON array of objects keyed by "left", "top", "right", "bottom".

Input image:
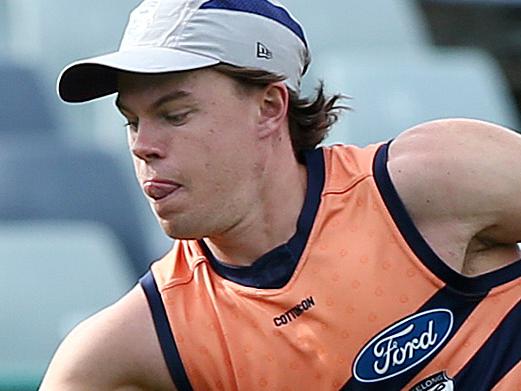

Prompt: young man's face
[{"left": 116, "top": 68, "right": 268, "bottom": 240}]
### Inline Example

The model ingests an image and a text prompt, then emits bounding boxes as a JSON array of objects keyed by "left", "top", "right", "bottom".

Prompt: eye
[
  {"left": 164, "top": 111, "right": 191, "bottom": 126},
  {"left": 123, "top": 120, "right": 138, "bottom": 133}
]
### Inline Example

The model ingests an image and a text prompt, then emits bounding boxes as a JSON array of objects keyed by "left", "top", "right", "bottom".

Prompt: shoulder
[
  {"left": 322, "top": 143, "right": 380, "bottom": 192},
  {"left": 387, "top": 118, "right": 521, "bottom": 244},
  {"left": 40, "top": 285, "right": 176, "bottom": 391},
  {"left": 389, "top": 118, "right": 520, "bottom": 161}
]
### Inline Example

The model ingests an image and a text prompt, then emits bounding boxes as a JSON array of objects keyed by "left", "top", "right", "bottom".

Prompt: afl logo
[{"left": 353, "top": 309, "right": 454, "bottom": 382}]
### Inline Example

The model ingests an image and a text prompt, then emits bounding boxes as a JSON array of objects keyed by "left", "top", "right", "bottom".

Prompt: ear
[{"left": 257, "top": 81, "right": 289, "bottom": 139}]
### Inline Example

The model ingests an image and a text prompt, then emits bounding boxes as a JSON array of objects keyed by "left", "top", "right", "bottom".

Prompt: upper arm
[
  {"left": 387, "top": 118, "right": 521, "bottom": 245},
  {"left": 39, "top": 285, "right": 175, "bottom": 391}
]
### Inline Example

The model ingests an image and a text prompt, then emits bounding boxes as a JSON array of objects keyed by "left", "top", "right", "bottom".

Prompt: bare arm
[
  {"left": 388, "top": 118, "right": 521, "bottom": 273},
  {"left": 40, "top": 286, "right": 176, "bottom": 391}
]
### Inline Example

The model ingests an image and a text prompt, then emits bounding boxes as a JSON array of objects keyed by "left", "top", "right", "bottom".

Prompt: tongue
[{"left": 144, "top": 183, "right": 178, "bottom": 200}]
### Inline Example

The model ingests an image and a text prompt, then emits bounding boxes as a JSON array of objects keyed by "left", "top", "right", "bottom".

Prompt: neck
[{"left": 204, "top": 142, "right": 308, "bottom": 267}]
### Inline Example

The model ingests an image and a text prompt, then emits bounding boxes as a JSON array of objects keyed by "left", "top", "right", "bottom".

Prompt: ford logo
[{"left": 353, "top": 309, "right": 454, "bottom": 382}]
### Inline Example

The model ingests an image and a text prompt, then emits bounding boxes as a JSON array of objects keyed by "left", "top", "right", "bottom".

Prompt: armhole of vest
[{"left": 139, "top": 271, "right": 193, "bottom": 391}]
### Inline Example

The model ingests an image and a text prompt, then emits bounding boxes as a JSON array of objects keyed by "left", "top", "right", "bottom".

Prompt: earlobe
[{"left": 257, "top": 82, "right": 289, "bottom": 138}]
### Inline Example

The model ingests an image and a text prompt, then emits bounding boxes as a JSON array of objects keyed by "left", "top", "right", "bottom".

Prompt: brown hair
[{"left": 213, "top": 63, "right": 349, "bottom": 163}]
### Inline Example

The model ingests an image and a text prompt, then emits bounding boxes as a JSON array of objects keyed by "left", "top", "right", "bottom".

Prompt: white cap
[{"left": 58, "top": 0, "right": 310, "bottom": 103}]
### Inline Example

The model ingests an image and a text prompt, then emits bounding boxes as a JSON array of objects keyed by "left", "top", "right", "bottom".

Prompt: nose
[{"left": 130, "top": 121, "right": 166, "bottom": 162}]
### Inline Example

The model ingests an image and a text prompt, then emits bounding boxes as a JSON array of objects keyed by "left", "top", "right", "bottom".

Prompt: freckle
[{"left": 426, "top": 199, "right": 431, "bottom": 204}]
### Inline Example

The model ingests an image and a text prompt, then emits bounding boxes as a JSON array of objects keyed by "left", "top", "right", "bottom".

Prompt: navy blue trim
[
  {"left": 341, "top": 286, "right": 486, "bottom": 390},
  {"left": 200, "top": 0, "right": 307, "bottom": 46},
  {"left": 373, "top": 142, "right": 521, "bottom": 295},
  {"left": 139, "top": 271, "right": 193, "bottom": 391},
  {"left": 200, "top": 148, "right": 325, "bottom": 289},
  {"left": 454, "top": 300, "right": 521, "bottom": 389}
]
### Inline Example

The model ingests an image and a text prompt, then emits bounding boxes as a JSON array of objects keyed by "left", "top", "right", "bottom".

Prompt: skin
[
  {"left": 116, "top": 69, "right": 307, "bottom": 266},
  {"left": 40, "top": 69, "right": 521, "bottom": 390},
  {"left": 388, "top": 118, "right": 521, "bottom": 275}
]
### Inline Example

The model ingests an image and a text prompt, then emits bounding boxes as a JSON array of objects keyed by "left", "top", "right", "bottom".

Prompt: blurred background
[{"left": 0, "top": 0, "right": 520, "bottom": 389}]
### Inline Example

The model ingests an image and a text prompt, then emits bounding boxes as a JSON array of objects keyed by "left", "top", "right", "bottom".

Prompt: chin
[{"left": 159, "top": 218, "right": 204, "bottom": 241}]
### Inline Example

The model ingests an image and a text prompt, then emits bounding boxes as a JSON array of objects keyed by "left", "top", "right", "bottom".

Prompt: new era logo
[{"left": 256, "top": 42, "right": 273, "bottom": 59}]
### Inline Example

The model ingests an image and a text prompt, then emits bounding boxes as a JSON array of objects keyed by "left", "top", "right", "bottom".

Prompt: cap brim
[{"left": 58, "top": 47, "right": 220, "bottom": 103}]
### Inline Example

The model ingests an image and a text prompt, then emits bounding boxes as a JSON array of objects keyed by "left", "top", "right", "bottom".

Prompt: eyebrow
[{"left": 115, "top": 90, "right": 193, "bottom": 113}]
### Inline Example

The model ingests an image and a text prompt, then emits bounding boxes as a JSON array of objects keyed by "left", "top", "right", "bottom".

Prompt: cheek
[
  {"left": 199, "top": 122, "right": 262, "bottom": 183},
  {"left": 130, "top": 158, "right": 147, "bottom": 189},
  {"left": 126, "top": 130, "right": 137, "bottom": 149},
  {"left": 191, "top": 151, "right": 245, "bottom": 200}
]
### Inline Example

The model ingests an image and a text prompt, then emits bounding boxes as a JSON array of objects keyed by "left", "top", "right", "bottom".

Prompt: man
[{"left": 41, "top": 0, "right": 521, "bottom": 390}]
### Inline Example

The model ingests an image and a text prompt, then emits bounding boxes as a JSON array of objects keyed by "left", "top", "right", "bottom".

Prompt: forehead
[
  {"left": 118, "top": 70, "right": 191, "bottom": 94},
  {"left": 116, "top": 68, "right": 236, "bottom": 111}
]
